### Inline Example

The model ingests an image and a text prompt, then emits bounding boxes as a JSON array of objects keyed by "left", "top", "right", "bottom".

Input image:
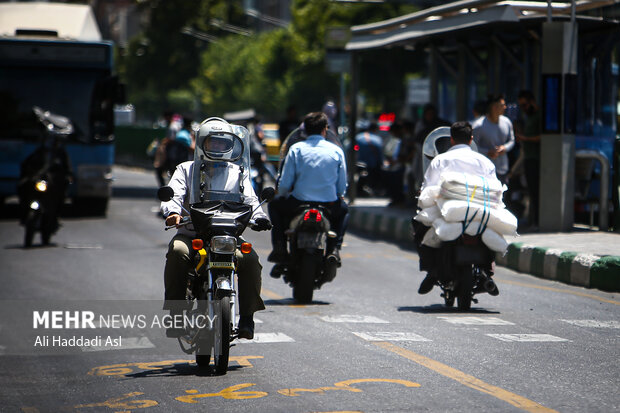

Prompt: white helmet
[{"left": 197, "top": 117, "right": 242, "bottom": 161}]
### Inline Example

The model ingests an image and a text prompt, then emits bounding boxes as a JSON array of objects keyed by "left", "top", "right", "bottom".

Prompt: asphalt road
[{"left": 0, "top": 166, "right": 618, "bottom": 413}]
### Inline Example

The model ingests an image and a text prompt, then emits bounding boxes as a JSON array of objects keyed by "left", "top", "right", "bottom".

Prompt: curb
[{"left": 348, "top": 208, "right": 620, "bottom": 292}]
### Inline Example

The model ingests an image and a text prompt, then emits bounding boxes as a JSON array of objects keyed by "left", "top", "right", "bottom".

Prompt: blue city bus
[{"left": 0, "top": 3, "right": 122, "bottom": 215}]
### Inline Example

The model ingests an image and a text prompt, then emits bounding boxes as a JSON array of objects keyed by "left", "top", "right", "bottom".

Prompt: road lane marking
[
  {"left": 236, "top": 333, "right": 294, "bottom": 344},
  {"left": 320, "top": 315, "right": 390, "bottom": 323},
  {"left": 352, "top": 332, "right": 431, "bottom": 342},
  {"left": 80, "top": 336, "right": 154, "bottom": 352},
  {"left": 278, "top": 378, "right": 420, "bottom": 397},
  {"left": 560, "top": 319, "right": 620, "bottom": 328},
  {"left": 374, "top": 341, "right": 559, "bottom": 413},
  {"left": 496, "top": 278, "right": 620, "bottom": 306},
  {"left": 437, "top": 316, "right": 515, "bottom": 325},
  {"left": 261, "top": 288, "right": 284, "bottom": 300},
  {"left": 88, "top": 356, "right": 264, "bottom": 376},
  {"left": 486, "top": 334, "right": 569, "bottom": 342},
  {"left": 177, "top": 384, "right": 268, "bottom": 402},
  {"left": 74, "top": 392, "right": 157, "bottom": 410}
]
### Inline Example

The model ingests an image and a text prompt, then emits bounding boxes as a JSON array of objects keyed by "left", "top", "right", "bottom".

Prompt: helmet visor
[{"left": 202, "top": 133, "right": 243, "bottom": 161}]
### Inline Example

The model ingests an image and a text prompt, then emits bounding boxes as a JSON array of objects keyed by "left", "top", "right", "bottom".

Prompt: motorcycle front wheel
[
  {"left": 24, "top": 211, "right": 38, "bottom": 248},
  {"left": 195, "top": 301, "right": 211, "bottom": 369},
  {"left": 292, "top": 252, "right": 317, "bottom": 304},
  {"left": 213, "top": 296, "right": 231, "bottom": 375}
]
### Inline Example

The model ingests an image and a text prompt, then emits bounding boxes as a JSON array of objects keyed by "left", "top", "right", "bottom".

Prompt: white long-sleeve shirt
[
  {"left": 160, "top": 161, "right": 267, "bottom": 236},
  {"left": 421, "top": 144, "right": 497, "bottom": 191}
]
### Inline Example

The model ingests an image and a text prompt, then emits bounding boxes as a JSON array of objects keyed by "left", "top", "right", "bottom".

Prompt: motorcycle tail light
[
  {"left": 35, "top": 180, "right": 48, "bottom": 192},
  {"left": 303, "top": 209, "right": 322, "bottom": 222},
  {"left": 192, "top": 239, "right": 204, "bottom": 250},
  {"left": 240, "top": 242, "right": 252, "bottom": 254},
  {"left": 210, "top": 235, "right": 236, "bottom": 254}
]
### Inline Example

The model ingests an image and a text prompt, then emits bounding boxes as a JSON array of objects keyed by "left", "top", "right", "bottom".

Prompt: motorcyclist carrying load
[
  {"left": 160, "top": 117, "right": 272, "bottom": 339},
  {"left": 413, "top": 121, "right": 508, "bottom": 295}
]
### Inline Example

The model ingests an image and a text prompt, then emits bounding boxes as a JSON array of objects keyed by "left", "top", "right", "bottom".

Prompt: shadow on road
[
  {"left": 398, "top": 305, "right": 500, "bottom": 314},
  {"left": 123, "top": 361, "right": 246, "bottom": 378},
  {"left": 264, "top": 298, "right": 330, "bottom": 306}
]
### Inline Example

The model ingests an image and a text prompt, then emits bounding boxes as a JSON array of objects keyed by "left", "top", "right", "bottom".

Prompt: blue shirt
[
  {"left": 278, "top": 134, "right": 347, "bottom": 202},
  {"left": 355, "top": 131, "right": 383, "bottom": 169}
]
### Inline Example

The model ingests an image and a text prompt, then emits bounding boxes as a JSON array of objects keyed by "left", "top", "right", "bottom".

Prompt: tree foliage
[{"left": 118, "top": 0, "right": 417, "bottom": 122}]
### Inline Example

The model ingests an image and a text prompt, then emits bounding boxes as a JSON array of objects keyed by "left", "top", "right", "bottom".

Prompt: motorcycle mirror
[
  {"left": 157, "top": 186, "right": 174, "bottom": 202},
  {"left": 260, "top": 187, "right": 276, "bottom": 203}
]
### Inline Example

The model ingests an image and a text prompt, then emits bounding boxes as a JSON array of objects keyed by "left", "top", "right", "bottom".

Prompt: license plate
[{"left": 296, "top": 232, "right": 325, "bottom": 249}]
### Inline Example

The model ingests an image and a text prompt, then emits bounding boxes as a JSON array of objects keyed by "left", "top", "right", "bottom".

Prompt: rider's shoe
[
  {"left": 238, "top": 316, "right": 255, "bottom": 340},
  {"left": 418, "top": 272, "right": 437, "bottom": 295},
  {"left": 270, "top": 263, "right": 286, "bottom": 279},
  {"left": 267, "top": 243, "right": 289, "bottom": 263}
]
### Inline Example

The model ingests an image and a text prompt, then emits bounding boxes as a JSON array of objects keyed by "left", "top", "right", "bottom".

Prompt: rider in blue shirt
[{"left": 268, "top": 112, "right": 349, "bottom": 270}]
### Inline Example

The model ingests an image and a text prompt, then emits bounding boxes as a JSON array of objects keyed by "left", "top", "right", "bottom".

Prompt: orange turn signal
[
  {"left": 192, "top": 239, "right": 204, "bottom": 251},
  {"left": 240, "top": 242, "right": 252, "bottom": 254}
]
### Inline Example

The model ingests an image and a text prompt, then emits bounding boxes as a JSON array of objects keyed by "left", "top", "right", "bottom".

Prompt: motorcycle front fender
[{"left": 214, "top": 276, "right": 233, "bottom": 298}]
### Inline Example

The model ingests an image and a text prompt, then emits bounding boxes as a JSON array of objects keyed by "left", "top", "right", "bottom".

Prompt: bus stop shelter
[{"left": 345, "top": 0, "right": 620, "bottom": 231}]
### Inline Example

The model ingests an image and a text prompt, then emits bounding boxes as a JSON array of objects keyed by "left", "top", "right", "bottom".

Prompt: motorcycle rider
[
  {"left": 414, "top": 121, "right": 498, "bottom": 294},
  {"left": 267, "top": 112, "right": 348, "bottom": 274},
  {"left": 161, "top": 118, "right": 272, "bottom": 339}
]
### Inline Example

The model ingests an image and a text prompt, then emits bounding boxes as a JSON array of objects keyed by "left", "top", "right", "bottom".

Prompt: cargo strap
[{"left": 461, "top": 174, "right": 491, "bottom": 236}]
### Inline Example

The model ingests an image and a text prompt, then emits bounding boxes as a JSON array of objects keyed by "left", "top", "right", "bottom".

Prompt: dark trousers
[
  {"left": 411, "top": 219, "right": 437, "bottom": 272},
  {"left": 163, "top": 234, "right": 265, "bottom": 316},
  {"left": 268, "top": 196, "right": 349, "bottom": 253},
  {"left": 523, "top": 158, "right": 540, "bottom": 227}
]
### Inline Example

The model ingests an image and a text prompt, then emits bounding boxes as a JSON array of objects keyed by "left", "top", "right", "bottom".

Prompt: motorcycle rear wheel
[
  {"left": 457, "top": 266, "right": 473, "bottom": 311},
  {"left": 292, "top": 252, "right": 316, "bottom": 304},
  {"left": 213, "top": 296, "right": 231, "bottom": 375}
]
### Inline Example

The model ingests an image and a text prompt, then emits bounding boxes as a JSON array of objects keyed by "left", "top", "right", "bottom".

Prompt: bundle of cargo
[{"left": 414, "top": 172, "right": 517, "bottom": 253}]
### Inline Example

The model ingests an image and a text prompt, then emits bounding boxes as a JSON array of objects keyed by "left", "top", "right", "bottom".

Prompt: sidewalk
[{"left": 347, "top": 198, "right": 620, "bottom": 292}]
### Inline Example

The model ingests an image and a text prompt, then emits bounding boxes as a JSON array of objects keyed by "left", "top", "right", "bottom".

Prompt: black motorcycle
[
  {"left": 435, "top": 234, "right": 497, "bottom": 310},
  {"left": 417, "top": 126, "right": 498, "bottom": 310},
  {"left": 18, "top": 107, "right": 72, "bottom": 247},
  {"left": 271, "top": 203, "right": 339, "bottom": 304}
]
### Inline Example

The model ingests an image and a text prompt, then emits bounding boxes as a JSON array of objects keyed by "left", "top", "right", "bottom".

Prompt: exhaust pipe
[{"left": 483, "top": 278, "right": 499, "bottom": 296}]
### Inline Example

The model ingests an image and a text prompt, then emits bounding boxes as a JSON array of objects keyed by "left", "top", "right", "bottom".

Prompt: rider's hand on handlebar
[
  {"left": 165, "top": 213, "right": 181, "bottom": 227},
  {"left": 254, "top": 217, "right": 272, "bottom": 231}
]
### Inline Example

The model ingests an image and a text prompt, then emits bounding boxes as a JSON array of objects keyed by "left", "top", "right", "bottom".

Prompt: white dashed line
[
  {"left": 352, "top": 332, "right": 431, "bottom": 342},
  {"left": 320, "top": 315, "right": 390, "bottom": 323},
  {"left": 438, "top": 316, "right": 515, "bottom": 325},
  {"left": 560, "top": 319, "right": 620, "bottom": 328},
  {"left": 236, "top": 332, "right": 295, "bottom": 344},
  {"left": 486, "top": 334, "right": 569, "bottom": 342}
]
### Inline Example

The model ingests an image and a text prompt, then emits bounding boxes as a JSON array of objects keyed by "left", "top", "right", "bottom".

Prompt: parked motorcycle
[
  {"left": 418, "top": 127, "right": 497, "bottom": 310},
  {"left": 18, "top": 107, "right": 73, "bottom": 247},
  {"left": 271, "top": 203, "right": 339, "bottom": 304}
]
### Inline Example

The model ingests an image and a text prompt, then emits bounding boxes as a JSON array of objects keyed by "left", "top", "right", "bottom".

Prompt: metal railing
[{"left": 575, "top": 150, "right": 610, "bottom": 231}]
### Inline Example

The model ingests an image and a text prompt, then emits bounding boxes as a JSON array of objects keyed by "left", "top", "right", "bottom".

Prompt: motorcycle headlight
[
  {"left": 210, "top": 236, "right": 236, "bottom": 254},
  {"left": 35, "top": 180, "right": 47, "bottom": 192}
]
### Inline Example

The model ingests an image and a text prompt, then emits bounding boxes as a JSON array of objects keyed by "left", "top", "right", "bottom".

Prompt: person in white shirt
[
  {"left": 471, "top": 94, "right": 515, "bottom": 184},
  {"left": 161, "top": 119, "right": 272, "bottom": 339},
  {"left": 415, "top": 121, "right": 497, "bottom": 294}
]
